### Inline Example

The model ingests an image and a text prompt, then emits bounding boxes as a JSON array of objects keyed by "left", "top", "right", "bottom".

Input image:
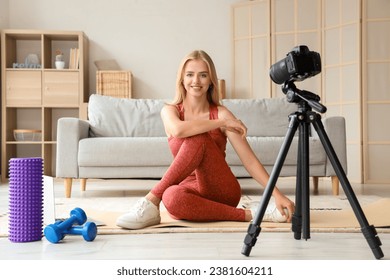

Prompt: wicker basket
[{"left": 96, "top": 70, "right": 132, "bottom": 98}]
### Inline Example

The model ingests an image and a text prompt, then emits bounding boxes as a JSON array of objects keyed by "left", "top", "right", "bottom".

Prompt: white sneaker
[
  {"left": 251, "top": 202, "right": 288, "bottom": 223},
  {"left": 116, "top": 198, "right": 161, "bottom": 229}
]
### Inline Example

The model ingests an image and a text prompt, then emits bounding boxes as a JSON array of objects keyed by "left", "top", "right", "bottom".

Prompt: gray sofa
[{"left": 56, "top": 94, "right": 347, "bottom": 198}]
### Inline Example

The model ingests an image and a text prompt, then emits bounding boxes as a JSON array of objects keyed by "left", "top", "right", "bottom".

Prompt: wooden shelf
[{"left": 1, "top": 29, "right": 89, "bottom": 181}]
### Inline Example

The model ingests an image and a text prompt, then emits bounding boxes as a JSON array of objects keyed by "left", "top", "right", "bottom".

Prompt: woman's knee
[
  {"left": 184, "top": 133, "right": 212, "bottom": 145},
  {"left": 191, "top": 133, "right": 211, "bottom": 139}
]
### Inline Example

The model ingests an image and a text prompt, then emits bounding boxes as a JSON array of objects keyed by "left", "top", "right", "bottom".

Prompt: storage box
[{"left": 96, "top": 71, "right": 132, "bottom": 99}]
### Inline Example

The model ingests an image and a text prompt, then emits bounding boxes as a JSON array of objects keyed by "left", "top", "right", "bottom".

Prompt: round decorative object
[{"left": 25, "top": 54, "right": 40, "bottom": 65}]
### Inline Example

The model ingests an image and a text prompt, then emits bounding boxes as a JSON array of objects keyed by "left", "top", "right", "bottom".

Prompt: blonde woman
[{"left": 116, "top": 50, "right": 295, "bottom": 229}]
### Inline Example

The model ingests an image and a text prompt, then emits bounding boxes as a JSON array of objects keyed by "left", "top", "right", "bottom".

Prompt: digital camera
[{"left": 269, "top": 45, "right": 321, "bottom": 84}]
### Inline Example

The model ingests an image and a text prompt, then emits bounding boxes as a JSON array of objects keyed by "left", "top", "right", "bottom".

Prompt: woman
[{"left": 116, "top": 50, "right": 295, "bottom": 230}]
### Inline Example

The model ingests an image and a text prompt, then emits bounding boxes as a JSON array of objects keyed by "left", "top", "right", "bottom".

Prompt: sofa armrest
[
  {"left": 56, "top": 117, "right": 90, "bottom": 178},
  {"left": 320, "top": 116, "right": 348, "bottom": 176}
]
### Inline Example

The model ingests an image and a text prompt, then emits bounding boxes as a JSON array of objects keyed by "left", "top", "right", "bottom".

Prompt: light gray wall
[
  {"left": 5, "top": 0, "right": 241, "bottom": 99},
  {"left": 0, "top": 0, "right": 9, "bottom": 28}
]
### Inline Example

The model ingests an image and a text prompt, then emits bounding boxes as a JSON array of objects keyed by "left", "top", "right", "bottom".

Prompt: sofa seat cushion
[
  {"left": 88, "top": 94, "right": 166, "bottom": 137},
  {"left": 226, "top": 136, "right": 326, "bottom": 166},
  {"left": 78, "top": 137, "right": 172, "bottom": 167}
]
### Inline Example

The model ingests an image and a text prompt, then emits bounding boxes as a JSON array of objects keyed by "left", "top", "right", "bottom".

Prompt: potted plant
[{"left": 55, "top": 50, "right": 65, "bottom": 69}]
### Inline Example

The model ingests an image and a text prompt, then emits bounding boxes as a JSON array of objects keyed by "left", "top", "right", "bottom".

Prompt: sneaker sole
[{"left": 116, "top": 217, "right": 161, "bottom": 230}]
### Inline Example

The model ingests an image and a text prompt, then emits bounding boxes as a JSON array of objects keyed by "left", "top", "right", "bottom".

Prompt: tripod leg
[
  {"left": 311, "top": 115, "right": 384, "bottom": 259},
  {"left": 293, "top": 120, "right": 311, "bottom": 240},
  {"left": 293, "top": 135, "right": 302, "bottom": 240},
  {"left": 242, "top": 114, "right": 299, "bottom": 257},
  {"left": 301, "top": 121, "right": 311, "bottom": 240}
]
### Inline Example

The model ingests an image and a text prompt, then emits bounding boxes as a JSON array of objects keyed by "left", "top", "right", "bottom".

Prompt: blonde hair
[{"left": 172, "top": 50, "right": 220, "bottom": 105}]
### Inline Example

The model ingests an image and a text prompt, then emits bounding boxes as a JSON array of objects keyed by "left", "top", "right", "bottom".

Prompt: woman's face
[{"left": 182, "top": 59, "right": 211, "bottom": 98}]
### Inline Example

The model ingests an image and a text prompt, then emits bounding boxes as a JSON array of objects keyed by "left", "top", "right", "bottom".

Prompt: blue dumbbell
[
  {"left": 63, "top": 221, "right": 97, "bottom": 242},
  {"left": 44, "top": 207, "right": 87, "bottom": 243}
]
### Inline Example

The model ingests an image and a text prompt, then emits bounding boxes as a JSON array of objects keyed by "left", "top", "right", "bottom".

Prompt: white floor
[{"left": 0, "top": 177, "right": 389, "bottom": 261}]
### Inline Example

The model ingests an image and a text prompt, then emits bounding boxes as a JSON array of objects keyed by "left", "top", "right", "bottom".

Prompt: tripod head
[{"left": 282, "top": 81, "right": 327, "bottom": 114}]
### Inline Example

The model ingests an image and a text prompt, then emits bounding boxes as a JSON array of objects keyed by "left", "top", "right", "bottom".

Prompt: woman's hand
[
  {"left": 223, "top": 118, "right": 247, "bottom": 138},
  {"left": 272, "top": 191, "right": 295, "bottom": 222}
]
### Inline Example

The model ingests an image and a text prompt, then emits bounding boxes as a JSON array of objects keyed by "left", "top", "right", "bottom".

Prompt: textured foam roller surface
[{"left": 8, "top": 158, "right": 44, "bottom": 242}]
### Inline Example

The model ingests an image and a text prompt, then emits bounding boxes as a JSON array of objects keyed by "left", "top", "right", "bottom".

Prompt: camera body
[{"left": 269, "top": 45, "right": 321, "bottom": 84}]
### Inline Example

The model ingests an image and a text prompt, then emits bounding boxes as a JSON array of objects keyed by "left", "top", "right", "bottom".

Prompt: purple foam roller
[{"left": 8, "top": 157, "right": 43, "bottom": 242}]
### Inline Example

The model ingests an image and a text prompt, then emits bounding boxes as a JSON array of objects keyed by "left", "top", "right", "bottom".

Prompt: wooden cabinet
[
  {"left": 43, "top": 71, "right": 80, "bottom": 106},
  {"left": 6, "top": 70, "right": 42, "bottom": 105},
  {"left": 1, "top": 29, "right": 89, "bottom": 180}
]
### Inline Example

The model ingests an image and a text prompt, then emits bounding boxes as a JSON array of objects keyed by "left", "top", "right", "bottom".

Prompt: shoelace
[
  {"left": 246, "top": 203, "right": 276, "bottom": 217},
  {"left": 132, "top": 199, "right": 147, "bottom": 217},
  {"left": 264, "top": 206, "right": 275, "bottom": 214}
]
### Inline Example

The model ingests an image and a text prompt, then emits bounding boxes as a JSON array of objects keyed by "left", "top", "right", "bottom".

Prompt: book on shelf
[{"left": 69, "top": 48, "right": 80, "bottom": 69}]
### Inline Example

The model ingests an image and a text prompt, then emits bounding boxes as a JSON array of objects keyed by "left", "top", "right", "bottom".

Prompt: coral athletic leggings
[{"left": 151, "top": 105, "right": 246, "bottom": 222}]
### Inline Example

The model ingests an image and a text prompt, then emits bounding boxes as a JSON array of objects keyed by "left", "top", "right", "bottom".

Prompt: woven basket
[{"left": 96, "top": 71, "right": 132, "bottom": 98}]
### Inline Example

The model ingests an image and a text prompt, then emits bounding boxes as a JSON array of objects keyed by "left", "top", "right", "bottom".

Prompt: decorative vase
[{"left": 55, "top": 60, "right": 65, "bottom": 69}]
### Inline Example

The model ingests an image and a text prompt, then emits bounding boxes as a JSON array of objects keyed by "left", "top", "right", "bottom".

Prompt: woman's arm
[
  {"left": 219, "top": 106, "right": 295, "bottom": 220},
  {"left": 161, "top": 104, "right": 246, "bottom": 138}
]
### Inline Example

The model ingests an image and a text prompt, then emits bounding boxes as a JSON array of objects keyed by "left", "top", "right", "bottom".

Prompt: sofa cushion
[
  {"left": 222, "top": 98, "right": 298, "bottom": 137},
  {"left": 88, "top": 94, "right": 166, "bottom": 137},
  {"left": 78, "top": 137, "right": 172, "bottom": 167},
  {"left": 226, "top": 136, "right": 326, "bottom": 166}
]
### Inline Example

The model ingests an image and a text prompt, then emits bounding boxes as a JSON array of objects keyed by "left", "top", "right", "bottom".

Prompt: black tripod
[{"left": 241, "top": 82, "right": 384, "bottom": 259}]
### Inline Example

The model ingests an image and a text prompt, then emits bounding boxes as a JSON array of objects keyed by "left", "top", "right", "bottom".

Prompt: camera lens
[{"left": 269, "top": 58, "right": 291, "bottom": 85}]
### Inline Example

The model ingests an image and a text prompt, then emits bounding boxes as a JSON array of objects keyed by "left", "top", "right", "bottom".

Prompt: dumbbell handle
[
  {"left": 63, "top": 222, "right": 97, "bottom": 242},
  {"left": 56, "top": 208, "right": 87, "bottom": 231}
]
